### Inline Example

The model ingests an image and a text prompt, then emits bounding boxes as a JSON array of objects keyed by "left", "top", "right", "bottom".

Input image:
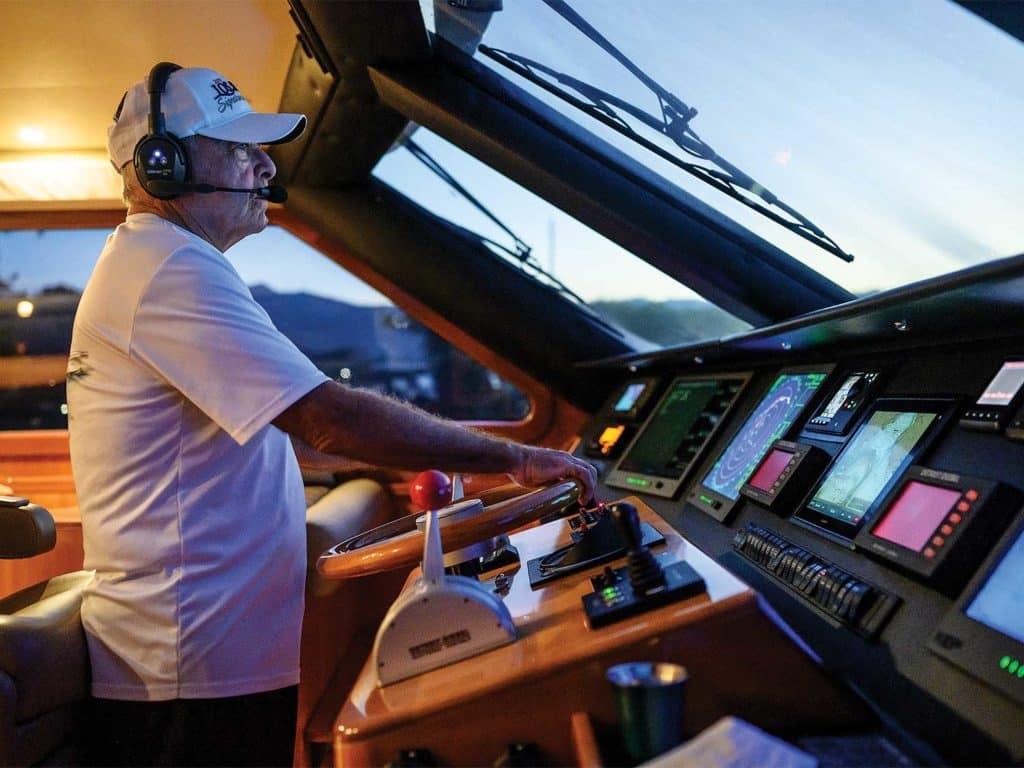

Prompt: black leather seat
[{"left": 0, "top": 498, "right": 92, "bottom": 767}]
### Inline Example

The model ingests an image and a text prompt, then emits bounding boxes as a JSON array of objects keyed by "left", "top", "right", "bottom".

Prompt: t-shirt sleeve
[{"left": 130, "top": 245, "right": 330, "bottom": 445}]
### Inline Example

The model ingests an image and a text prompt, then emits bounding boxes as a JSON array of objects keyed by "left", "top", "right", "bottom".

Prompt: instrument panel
[{"left": 577, "top": 341, "right": 1024, "bottom": 766}]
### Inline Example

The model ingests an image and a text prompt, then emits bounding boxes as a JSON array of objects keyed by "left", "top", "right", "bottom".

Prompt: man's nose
[{"left": 254, "top": 147, "right": 276, "bottom": 181}]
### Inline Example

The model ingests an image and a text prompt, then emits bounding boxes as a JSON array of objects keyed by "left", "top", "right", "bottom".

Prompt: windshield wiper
[
  {"left": 478, "top": 0, "right": 854, "bottom": 263},
  {"left": 401, "top": 136, "right": 624, "bottom": 336}
]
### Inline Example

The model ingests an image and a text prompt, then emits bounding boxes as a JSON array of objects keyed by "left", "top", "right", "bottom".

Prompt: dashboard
[{"left": 576, "top": 258, "right": 1024, "bottom": 766}]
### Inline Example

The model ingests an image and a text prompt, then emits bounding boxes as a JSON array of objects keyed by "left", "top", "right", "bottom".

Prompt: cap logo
[{"left": 209, "top": 78, "right": 244, "bottom": 113}]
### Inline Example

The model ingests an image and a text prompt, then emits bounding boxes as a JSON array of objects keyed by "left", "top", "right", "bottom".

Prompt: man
[{"left": 67, "top": 64, "right": 596, "bottom": 767}]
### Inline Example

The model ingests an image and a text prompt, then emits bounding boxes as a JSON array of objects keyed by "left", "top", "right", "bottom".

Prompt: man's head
[{"left": 109, "top": 64, "right": 306, "bottom": 250}]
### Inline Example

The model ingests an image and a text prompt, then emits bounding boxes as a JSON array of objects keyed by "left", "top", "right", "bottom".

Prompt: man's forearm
[
  {"left": 278, "top": 383, "right": 525, "bottom": 475},
  {"left": 275, "top": 381, "right": 597, "bottom": 500},
  {"left": 289, "top": 436, "right": 379, "bottom": 473}
]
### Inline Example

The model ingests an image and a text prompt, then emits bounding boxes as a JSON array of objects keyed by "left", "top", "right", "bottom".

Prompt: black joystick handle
[{"left": 610, "top": 502, "right": 665, "bottom": 594}]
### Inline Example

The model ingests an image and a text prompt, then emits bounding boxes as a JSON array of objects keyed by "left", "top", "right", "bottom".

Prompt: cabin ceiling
[{"left": 0, "top": 0, "right": 298, "bottom": 156}]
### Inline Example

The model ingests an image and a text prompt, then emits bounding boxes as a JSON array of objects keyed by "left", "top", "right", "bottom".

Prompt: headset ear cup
[
  {"left": 134, "top": 61, "right": 186, "bottom": 199},
  {"left": 133, "top": 132, "right": 189, "bottom": 199}
]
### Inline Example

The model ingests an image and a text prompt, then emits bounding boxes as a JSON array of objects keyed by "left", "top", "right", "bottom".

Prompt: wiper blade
[
  {"left": 478, "top": 1, "right": 853, "bottom": 263},
  {"left": 401, "top": 137, "right": 625, "bottom": 337}
]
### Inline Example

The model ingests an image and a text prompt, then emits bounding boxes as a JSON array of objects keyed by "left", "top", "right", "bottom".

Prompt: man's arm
[
  {"left": 273, "top": 381, "right": 597, "bottom": 500},
  {"left": 289, "top": 436, "right": 379, "bottom": 474}
]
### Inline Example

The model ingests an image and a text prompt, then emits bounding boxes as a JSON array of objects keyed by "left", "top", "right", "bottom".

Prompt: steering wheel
[{"left": 316, "top": 479, "right": 582, "bottom": 580}]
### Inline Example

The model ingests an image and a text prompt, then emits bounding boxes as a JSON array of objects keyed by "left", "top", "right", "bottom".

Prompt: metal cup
[{"left": 607, "top": 661, "right": 688, "bottom": 764}]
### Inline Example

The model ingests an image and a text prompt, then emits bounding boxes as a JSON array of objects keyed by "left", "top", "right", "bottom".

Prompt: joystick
[
  {"left": 582, "top": 502, "right": 707, "bottom": 629},
  {"left": 611, "top": 502, "right": 666, "bottom": 595}
]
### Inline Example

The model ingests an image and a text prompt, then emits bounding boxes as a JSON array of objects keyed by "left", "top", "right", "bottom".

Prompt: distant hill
[
  {"left": 592, "top": 298, "right": 749, "bottom": 347},
  {"left": 249, "top": 285, "right": 378, "bottom": 355}
]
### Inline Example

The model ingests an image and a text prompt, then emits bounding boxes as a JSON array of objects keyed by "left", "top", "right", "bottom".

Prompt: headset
[
  {"left": 121, "top": 61, "right": 288, "bottom": 203},
  {"left": 132, "top": 61, "right": 189, "bottom": 199}
]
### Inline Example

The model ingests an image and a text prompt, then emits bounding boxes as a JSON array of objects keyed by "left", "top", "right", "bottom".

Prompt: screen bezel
[
  {"left": 688, "top": 365, "right": 834, "bottom": 522},
  {"left": 930, "top": 510, "right": 1024, "bottom": 706},
  {"left": 606, "top": 373, "right": 750, "bottom": 499},
  {"left": 793, "top": 397, "right": 957, "bottom": 543}
]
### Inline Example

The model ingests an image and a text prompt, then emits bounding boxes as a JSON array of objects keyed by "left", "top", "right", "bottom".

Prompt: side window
[
  {"left": 0, "top": 225, "right": 529, "bottom": 430},
  {"left": 232, "top": 227, "right": 530, "bottom": 420}
]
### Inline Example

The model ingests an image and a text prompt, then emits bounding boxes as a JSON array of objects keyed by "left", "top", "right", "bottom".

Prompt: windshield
[
  {"left": 443, "top": 0, "right": 1024, "bottom": 296},
  {"left": 373, "top": 128, "right": 750, "bottom": 347}
]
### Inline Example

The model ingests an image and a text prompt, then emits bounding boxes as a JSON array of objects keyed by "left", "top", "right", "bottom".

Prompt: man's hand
[{"left": 511, "top": 446, "right": 598, "bottom": 503}]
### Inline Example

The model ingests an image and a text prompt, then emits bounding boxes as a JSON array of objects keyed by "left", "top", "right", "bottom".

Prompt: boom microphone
[{"left": 146, "top": 180, "right": 288, "bottom": 203}]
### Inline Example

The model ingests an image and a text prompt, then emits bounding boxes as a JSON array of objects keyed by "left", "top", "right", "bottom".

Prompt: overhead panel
[{"left": 275, "top": 0, "right": 433, "bottom": 186}]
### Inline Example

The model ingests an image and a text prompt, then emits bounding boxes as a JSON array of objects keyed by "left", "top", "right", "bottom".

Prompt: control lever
[
  {"left": 582, "top": 502, "right": 707, "bottom": 629},
  {"left": 611, "top": 502, "right": 666, "bottom": 595}
]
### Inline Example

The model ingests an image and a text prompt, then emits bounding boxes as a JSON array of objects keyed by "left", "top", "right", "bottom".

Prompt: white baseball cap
[{"left": 108, "top": 65, "right": 307, "bottom": 169}]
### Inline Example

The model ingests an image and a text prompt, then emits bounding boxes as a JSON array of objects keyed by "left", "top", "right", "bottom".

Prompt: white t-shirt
[{"left": 67, "top": 214, "right": 329, "bottom": 701}]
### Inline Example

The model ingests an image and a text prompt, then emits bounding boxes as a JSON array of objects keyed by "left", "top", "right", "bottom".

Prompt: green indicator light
[
  {"left": 625, "top": 477, "right": 650, "bottom": 487},
  {"left": 1017, "top": 666, "right": 1024, "bottom": 679},
  {"left": 1000, "top": 656, "right": 1012, "bottom": 669},
  {"left": 699, "top": 494, "right": 715, "bottom": 505},
  {"left": 1009, "top": 660, "right": 1019, "bottom": 675}
]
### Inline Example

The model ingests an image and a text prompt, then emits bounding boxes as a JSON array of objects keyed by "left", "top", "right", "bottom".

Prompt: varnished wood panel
[{"left": 331, "top": 498, "right": 869, "bottom": 767}]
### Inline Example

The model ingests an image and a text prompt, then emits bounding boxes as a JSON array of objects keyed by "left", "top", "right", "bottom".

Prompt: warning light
[{"left": 598, "top": 425, "right": 626, "bottom": 455}]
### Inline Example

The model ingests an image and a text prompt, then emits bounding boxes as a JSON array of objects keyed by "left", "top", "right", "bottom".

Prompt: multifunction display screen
[
  {"left": 614, "top": 382, "right": 649, "bottom": 413},
  {"left": 607, "top": 375, "right": 747, "bottom": 498},
  {"left": 977, "top": 361, "right": 1024, "bottom": 407},
  {"left": 807, "top": 410, "right": 936, "bottom": 527},
  {"left": 701, "top": 372, "right": 828, "bottom": 501},
  {"left": 966, "top": 527, "right": 1024, "bottom": 645},
  {"left": 872, "top": 480, "right": 962, "bottom": 553},
  {"left": 747, "top": 447, "right": 794, "bottom": 492}
]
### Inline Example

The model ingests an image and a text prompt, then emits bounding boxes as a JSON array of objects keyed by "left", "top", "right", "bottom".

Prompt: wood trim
[
  {"left": 0, "top": 431, "right": 77, "bottom": 515},
  {"left": 330, "top": 497, "right": 870, "bottom": 767},
  {"left": 0, "top": 355, "right": 69, "bottom": 389},
  {"left": 0, "top": 204, "right": 126, "bottom": 230},
  {"left": 571, "top": 712, "right": 604, "bottom": 768}
]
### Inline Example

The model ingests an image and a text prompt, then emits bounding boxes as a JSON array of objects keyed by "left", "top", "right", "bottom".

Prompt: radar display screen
[
  {"left": 607, "top": 375, "right": 747, "bottom": 499},
  {"left": 701, "top": 371, "right": 828, "bottom": 502},
  {"left": 795, "top": 399, "right": 954, "bottom": 541}
]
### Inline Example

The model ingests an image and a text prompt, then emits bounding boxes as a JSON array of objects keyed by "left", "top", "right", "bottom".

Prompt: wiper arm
[
  {"left": 477, "top": 0, "right": 853, "bottom": 263},
  {"left": 401, "top": 137, "right": 625, "bottom": 337}
]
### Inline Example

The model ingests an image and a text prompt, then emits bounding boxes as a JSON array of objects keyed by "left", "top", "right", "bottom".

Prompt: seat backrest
[
  {"left": 0, "top": 570, "right": 93, "bottom": 767},
  {"left": 0, "top": 497, "right": 91, "bottom": 766}
]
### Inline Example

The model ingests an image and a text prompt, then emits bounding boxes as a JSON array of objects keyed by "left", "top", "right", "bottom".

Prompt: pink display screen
[
  {"left": 872, "top": 480, "right": 962, "bottom": 552},
  {"left": 748, "top": 448, "right": 793, "bottom": 492}
]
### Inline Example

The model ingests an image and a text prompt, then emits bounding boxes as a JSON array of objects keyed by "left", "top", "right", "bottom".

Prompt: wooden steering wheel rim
[{"left": 316, "top": 480, "right": 581, "bottom": 580}]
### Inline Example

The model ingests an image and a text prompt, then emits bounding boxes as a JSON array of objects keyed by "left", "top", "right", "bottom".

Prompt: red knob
[{"left": 411, "top": 470, "right": 452, "bottom": 511}]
